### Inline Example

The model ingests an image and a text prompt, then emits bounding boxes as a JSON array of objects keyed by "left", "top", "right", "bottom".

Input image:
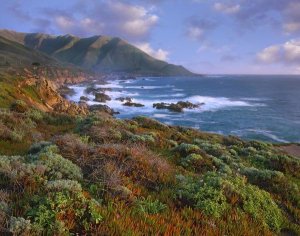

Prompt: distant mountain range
[{"left": 0, "top": 29, "right": 194, "bottom": 76}]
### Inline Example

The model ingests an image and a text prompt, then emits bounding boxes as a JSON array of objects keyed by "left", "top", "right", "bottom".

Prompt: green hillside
[
  {"left": 0, "top": 30, "right": 194, "bottom": 76},
  {"left": 0, "top": 36, "right": 59, "bottom": 67}
]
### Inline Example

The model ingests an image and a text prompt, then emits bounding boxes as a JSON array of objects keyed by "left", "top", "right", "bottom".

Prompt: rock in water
[
  {"left": 123, "top": 102, "right": 145, "bottom": 107},
  {"left": 94, "top": 93, "right": 111, "bottom": 103},
  {"left": 153, "top": 101, "right": 202, "bottom": 112}
]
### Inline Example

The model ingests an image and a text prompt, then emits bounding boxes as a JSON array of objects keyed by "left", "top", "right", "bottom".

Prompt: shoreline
[{"left": 68, "top": 75, "right": 300, "bottom": 145}]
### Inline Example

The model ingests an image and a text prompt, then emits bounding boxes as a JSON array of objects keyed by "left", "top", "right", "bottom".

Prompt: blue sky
[{"left": 1, "top": 0, "right": 300, "bottom": 74}]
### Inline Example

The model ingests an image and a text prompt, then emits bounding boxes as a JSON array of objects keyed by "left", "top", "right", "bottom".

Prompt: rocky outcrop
[
  {"left": 153, "top": 101, "right": 202, "bottom": 112},
  {"left": 35, "top": 78, "right": 88, "bottom": 115},
  {"left": 17, "top": 71, "right": 88, "bottom": 115},
  {"left": 94, "top": 93, "right": 111, "bottom": 103},
  {"left": 80, "top": 96, "right": 89, "bottom": 101},
  {"left": 123, "top": 102, "right": 144, "bottom": 107}
]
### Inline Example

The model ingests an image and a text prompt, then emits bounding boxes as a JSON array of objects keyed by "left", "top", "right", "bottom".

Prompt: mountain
[
  {"left": 0, "top": 35, "right": 60, "bottom": 67},
  {"left": 0, "top": 30, "right": 194, "bottom": 76}
]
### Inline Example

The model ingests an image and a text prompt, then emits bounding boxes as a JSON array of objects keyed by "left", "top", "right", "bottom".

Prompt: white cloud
[
  {"left": 214, "top": 2, "right": 240, "bottom": 14},
  {"left": 108, "top": 1, "right": 159, "bottom": 38},
  {"left": 257, "top": 39, "right": 300, "bottom": 64},
  {"left": 41, "top": 0, "right": 159, "bottom": 40},
  {"left": 135, "top": 42, "right": 169, "bottom": 60},
  {"left": 256, "top": 45, "right": 281, "bottom": 63}
]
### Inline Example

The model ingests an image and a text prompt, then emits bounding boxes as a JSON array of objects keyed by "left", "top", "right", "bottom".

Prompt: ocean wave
[
  {"left": 152, "top": 93, "right": 186, "bottom": 98},
  {"left": 153, "top": 114, "right": 169, "bottom": 118},
  {"left": 186, "top": 96, "right": 254, "bottom": 111},
  {"left": 172, "top": 88, "right": 184, "bottom": 91}
]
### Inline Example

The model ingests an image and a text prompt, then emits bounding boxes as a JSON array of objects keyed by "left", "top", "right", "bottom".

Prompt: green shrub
[
  {"left": 240, "top": 166, "right": 284, "bottom": 183},
  {"left": 173, "top": 143, "right": 200, "bottom": 155},
  {"left": 180, "top": 153, "right": 203, "bottom": 168},
  {"left": 32, "top": 145, "right": 83, "bottom": 181},
  {"left": 175, "top": 173, "right": 229, "bottom": 218},
  {"left": 194, "top": 184, "right": 229, "bottom": 218},
  {"left": 46, "top": 180, "right": 82, "bottom": 193},
  {"left": 27, "top": 191, "right": 103, "bottom": 234},
  {"left": 129, "top": 134, "right": 155, "bottom": 144},
  {"left": 26, "top": 109, "right": 44, "bottom": 121},
  {"left": 135, "top": 196, "right": 167, "bottom": 214},
  {"left": 224, "top": 178, "right": 284, "bottom": 232},
  {"left": 195, "top": 140, "right": 228, "bottom": 157}
]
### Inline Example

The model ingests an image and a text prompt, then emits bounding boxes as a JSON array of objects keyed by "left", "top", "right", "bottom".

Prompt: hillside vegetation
[
  {"left": 0, "top": 30, "right": 194, "bottom": 76},
  {"left": 0, "top": 73, "right": 299, "bottom": 235}
]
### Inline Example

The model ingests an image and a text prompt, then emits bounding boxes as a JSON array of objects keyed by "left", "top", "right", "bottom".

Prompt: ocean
[{"left": 68, "top": 75, "right": 300, "bottom": 143}]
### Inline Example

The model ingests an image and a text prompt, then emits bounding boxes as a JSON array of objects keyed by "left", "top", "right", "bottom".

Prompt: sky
[{"left": 1, "top": 0, "right": 300, "bottom": 74}]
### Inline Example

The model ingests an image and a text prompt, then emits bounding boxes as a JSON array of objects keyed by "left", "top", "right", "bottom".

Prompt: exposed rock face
[
  {"left": 16, "top": 71, "right": 88, "bottom": 115},
  {"left": 94, "top": 93, "right": 111, "bottom": 103},
  {"left": 153, "top": 101, "right": 202, "bottom": 112},
  {"left": 35, "top": 78, "right": 88, "bottom": 115},
  {"left": 123, "top": 102, "right": 145, "bottom": 107}
]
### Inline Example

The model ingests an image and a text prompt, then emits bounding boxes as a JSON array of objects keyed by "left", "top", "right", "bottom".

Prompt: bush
[
  {"left": 27, "top": 191, "right": 103, "bottom": 234},
  {"left": 26, "top": 109, "right": 44, "bottom": 121},
  {"left": 239, "top": 166, "right": 284, "bottom": 183},
  {"left": 46, "top": 180, "right": 82, "bottom": 193},
  {"left": 175, "top": 173, "right": 228, "bottom": 218},
  {"left": 180, "top": 153, "right": 203, "bottom": 168},
  {"left": 173, "top": 143, "right": 200, "bottom": 155},
  {"left": 32, "top": 145, "right": 83, "bottom": 181},
  {"left": 135, "top": 196, "right": 167, "bottom": 214},
  {"left": 194, "top": 184, "right": 229, "bottom": 218},
  {"left": 129, "top": 134, "right": 155, "bottom": 144},
  {"left": 223, "top": 178, "right": 284, "bottom": 232}
]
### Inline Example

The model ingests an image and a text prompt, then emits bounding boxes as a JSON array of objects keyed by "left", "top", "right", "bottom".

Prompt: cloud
[
  {"left": 9, "top": 0, "right": 159, "bottom": 40},
  {"left": 256, "top": 39, "right": 300, "bottom": 64},
  {"left": 214, "top": 2, "right": 240, "bottom": 14},
  {"left": 228, "top": 0, "right": 300, "bottom": 34},
  {"left": 135, "top": 42, "right": 169, "bottom": 60},
  {"left": 186, "top": 18, "right": 217, "bottom": 41},
  {"left": 283, "top": 2, "right": 300, "bottom": 33}
]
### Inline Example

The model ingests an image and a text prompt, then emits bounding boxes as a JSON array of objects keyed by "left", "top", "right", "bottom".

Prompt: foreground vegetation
[{"left": 0, "top": 101, "right": 300, "bottom": 235}]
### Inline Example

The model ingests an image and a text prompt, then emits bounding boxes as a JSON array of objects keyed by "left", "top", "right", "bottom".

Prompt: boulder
[
  {"left": 153, "top": 101, "right": 202, "bottom": 112},
  {"left": 123, "top": 102, "right": 145, "bottom": 107},
  {"left": 94, "top": 92, "right": 111, "bottom": 103},
  {"left": 80, "top": 96, "right": 89, "bottom": 101}
]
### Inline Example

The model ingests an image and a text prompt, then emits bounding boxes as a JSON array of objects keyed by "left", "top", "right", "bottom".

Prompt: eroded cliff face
[{"left": 17, "top": 67, "right": 93, "bottom": 115}]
